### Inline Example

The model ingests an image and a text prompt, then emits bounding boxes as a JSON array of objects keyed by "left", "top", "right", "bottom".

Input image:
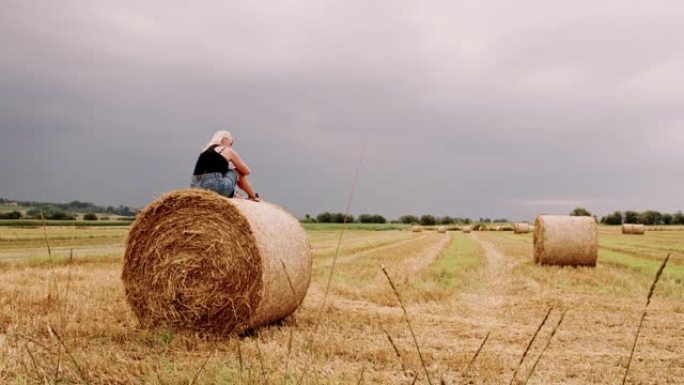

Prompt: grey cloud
[{"left": 1, "top": 0, "right": 683, "bottom": 220}]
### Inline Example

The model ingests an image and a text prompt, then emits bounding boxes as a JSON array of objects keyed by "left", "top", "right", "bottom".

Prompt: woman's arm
[{"left": 221, "top": 148, "right": 251, "bottom": 176}]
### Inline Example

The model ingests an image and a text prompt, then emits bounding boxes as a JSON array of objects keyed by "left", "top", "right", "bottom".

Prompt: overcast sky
[{"left": 1, "top": 1, "right": 683, "bottom": 220}]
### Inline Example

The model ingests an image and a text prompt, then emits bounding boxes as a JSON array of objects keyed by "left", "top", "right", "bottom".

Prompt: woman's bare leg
[{"left": 237, "top": 174, "right": 258, "bottom": 200}]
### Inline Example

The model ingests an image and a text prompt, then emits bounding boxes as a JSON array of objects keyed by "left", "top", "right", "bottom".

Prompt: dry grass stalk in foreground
[
  {"left": 381, "top": 264, "right": 433, "bottom": 385},
  {"left": 321, "top": 146, "right": 364, "bottom": 314},
  {"left": 48, "top": 324, "right": 91, "bottom": 385},
  {"left": 461, "top": 331, "right": 490, "bottom": 383},
  {"left": 381, "top": 326, "right": 407, "bottom": 375},
  {"left": 622, "top": 253, "right": 671, "bottom": 385},
  {"left": 507, "top": 306, "right": 553, "bottom": 385},
  {"left": 522, "top": 309, "right": 568, "bottom": 385}
]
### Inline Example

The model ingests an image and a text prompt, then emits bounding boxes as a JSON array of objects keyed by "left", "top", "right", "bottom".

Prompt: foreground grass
[{"left": 1, "top": 227, "right": 684, "bottom": 384}]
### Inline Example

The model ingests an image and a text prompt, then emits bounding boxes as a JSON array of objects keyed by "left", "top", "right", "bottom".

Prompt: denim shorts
[{"left": 190, "top": 171, "right": 237, "bottom": 198}]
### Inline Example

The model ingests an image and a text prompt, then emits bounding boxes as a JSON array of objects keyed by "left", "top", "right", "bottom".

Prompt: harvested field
[{"left": 0, "top": 224, "right": 683, "bottom": 384}]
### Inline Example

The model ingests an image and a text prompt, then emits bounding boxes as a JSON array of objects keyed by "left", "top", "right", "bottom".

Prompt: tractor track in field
[
  {"left": 316, "top": 233, "right": 436, "bottom": 268},
  {"left": 306, "top": 232, "right": 453, "bottom": 315}
]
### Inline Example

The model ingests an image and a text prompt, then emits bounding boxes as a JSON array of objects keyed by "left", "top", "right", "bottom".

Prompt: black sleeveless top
[{"left": 193, "top": 145, "right": 230, "bottom": 175}]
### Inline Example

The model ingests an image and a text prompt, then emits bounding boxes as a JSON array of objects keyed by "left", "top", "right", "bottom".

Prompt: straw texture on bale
[
  {"left": 533, "top": 215, "right": 597, "bottom": 266},
  {"left": 514, "top": 223, "right": 531, "bottom": 234},
  {"left": 462, "top": 226, "right": 472, "bottom": 233},
  {"left": 622, "top": 224, "right": 646, "bottom": 235},
  {"left": 122, "top": 189, "right": 311, "bottom": 335},
  {"left": 437, "top": 226, "right": 447, "bottom": 233},
  {"left": 412, "top": 225, "right": 423, "bottom": 233}
]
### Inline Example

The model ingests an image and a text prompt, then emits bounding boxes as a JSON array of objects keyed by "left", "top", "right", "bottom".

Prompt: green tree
[
  {"left": 399, "top": 215, "right": 419, "bottom": 224},
  {"left": 83, "top": 212, "right": 98, "bottom": 221},
  {"left": 419, "top": 215, "right": 436, "bottom": 226},
  {"left": 662, "top": 213, "right": 673, "bottom": 225},
  {"left": 638, "top": 210, "right": 662, "bottom": 225},
  {"left": 601, "top": 211, "right": 623, "bottom": 225},
  {"left": 316, "top": 212, "right": 333, "bottom": 223},
  {"left": 439, "top": 216, "right": 455, "bottom": 225},
  {"left": 674, "top": 211, "right": 684, "bottom": 225},
  {"left": 624, "top": 211, "right": 639, "bottom": 224},
  {"left": 570, "top": 207, "right": 592, "bottom": 216}
]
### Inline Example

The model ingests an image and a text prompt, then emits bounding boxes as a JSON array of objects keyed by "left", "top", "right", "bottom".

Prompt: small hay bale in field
[
  {"left": 513, "top": 223, "right": 530, "bottom": 234},
  {"left": 412, "top": 225, "right": 423, "bottom": 233},
  {"left": 122, "top": 189, "right": 311, "bottom": 335},
  {"left": 622, "top": 224, "right": 645, "bottom": 235},
  {"left": 533, "top": 215, "right": 597, "bottom": 266},
  {"left": 437, "top": 225, "right": 447, "bottom": 233},
  {"left": 462, "top": 226, "right": 472, "bottom": 233},
  {"left": 495, "top": 226, "right": 503, "bottom": 231}
]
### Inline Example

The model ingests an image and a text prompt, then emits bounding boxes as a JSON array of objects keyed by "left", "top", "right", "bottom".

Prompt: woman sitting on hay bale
[{"left": 190, "top": 130, "right": 260, "bottom": 201}]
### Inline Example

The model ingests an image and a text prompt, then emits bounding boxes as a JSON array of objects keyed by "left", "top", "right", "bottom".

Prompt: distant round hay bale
[
  {"left": 412, "top": 225, "right": 423, "bottom": 233},
  {"left": 437, "top": 226, "right": 447, "bottom": 233},
  {"left": 622, "top": 224, "right": 645, "bottom": 235},
  {"left": 462, "top": 226, "right": 472, "bottom": 233},
  {"left": 533, "top": 215, "right": 597, "bottom": 266},
  {"left": 495, "top": 226, "right": 503, "bottom": 231},
  {"left": 513, "top": 223, "right": 530, "bottom": 234},
  {"left": 122, "top": 189, "right": 311, "bottom": 335}
]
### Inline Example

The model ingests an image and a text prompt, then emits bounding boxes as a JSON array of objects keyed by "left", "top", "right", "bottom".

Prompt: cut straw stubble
[
  {"left": 381, "top": 264, "right": 434, "bottom": 385},
  {"left": 621, "top": 253, "right": 670, "bottom": 385}
]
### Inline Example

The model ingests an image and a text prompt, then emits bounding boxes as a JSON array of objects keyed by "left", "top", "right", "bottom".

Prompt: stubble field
[{"left": 0, "top": 224, "right": 682, "bottom": 384}]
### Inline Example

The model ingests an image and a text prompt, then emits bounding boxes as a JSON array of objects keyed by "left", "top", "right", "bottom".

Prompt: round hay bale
[
  {"left": 622, "top": 224, "right": 645, "bottom": 235},
  {"left": 533, "top": 215, "right": 597, "bottom": 266},
  {"left": 122, "top": 189, "right": 311, "bottom": 335},
  {"left": 513, "top": 223, "right": 530, "bottom": 234},
  {"left": 437, "top": 226, "right": 447, "bottom": 233},
  {"left": 412, "top": 225, "right": 423, "bottom": 233},
  {"left": 462, "top": 226, "right": 472, "bottom": 233}
]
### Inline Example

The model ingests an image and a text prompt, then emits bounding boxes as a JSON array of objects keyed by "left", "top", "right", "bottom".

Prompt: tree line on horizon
[
  {"left": 570, "top": 207, "right": 684, "bottom": 225},
  {"left": 303, "top": 212, "right": 508, "bottom": 225},
  {"left": 0, "top": 197, "right": 139, "bottom": 220}
]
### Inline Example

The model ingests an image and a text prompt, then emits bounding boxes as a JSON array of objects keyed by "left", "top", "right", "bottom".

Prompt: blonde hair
[{"left": 203, "top": 130, "right": 233, "bottom": 151}]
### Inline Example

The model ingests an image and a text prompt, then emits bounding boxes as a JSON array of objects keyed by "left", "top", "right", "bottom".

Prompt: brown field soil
[{"left": 0, "top": 225, "right": 682, "bottom": 384}]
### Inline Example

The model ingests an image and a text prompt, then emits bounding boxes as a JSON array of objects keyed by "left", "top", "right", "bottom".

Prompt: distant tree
[
  {"left": 624, "top": 210, "right": 639, "bottom": 224},
  {"left": 463, "top": 218, "right": 472, "bottom": 224},
  {"left": 358, "top": 214, "right": 387, "bottom": 223},
  {"left": 638, "top": 210, "right": 662, "bottom": 225},
  {"left": 570, "top": 207, "right": 592, "bottom": 217},
  {"left": 47, "top": 210, "right": 75, "bottom": 220},
  {"left": 331, "top": 212, "right": 354, "bottom": 223},
  {"left": 662, "top": 213, "right": 673, "bottom": 225},
  {"left": 83, "top": 212, "right": 98, "bottom": 221},
  {"left": 0, "top": 211, "right": 21, "bottom": 220},
  {"left": 674, "top": 211, "right": 684, "bottom": 225},
  {"left": 601, "top": 211, "right": 623, "bottom": 225},
  {"left": 439, "top": 216, "right": 455, "bottom": 225},
  {"left": 419, "top": 215, "right": 436, "bottom": 226},
  {"left": 316, "top": 212, "right": 333, "bottom": 223},
  {"left": 399, "top": 215, "right": 419, "bottom": 224}
]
